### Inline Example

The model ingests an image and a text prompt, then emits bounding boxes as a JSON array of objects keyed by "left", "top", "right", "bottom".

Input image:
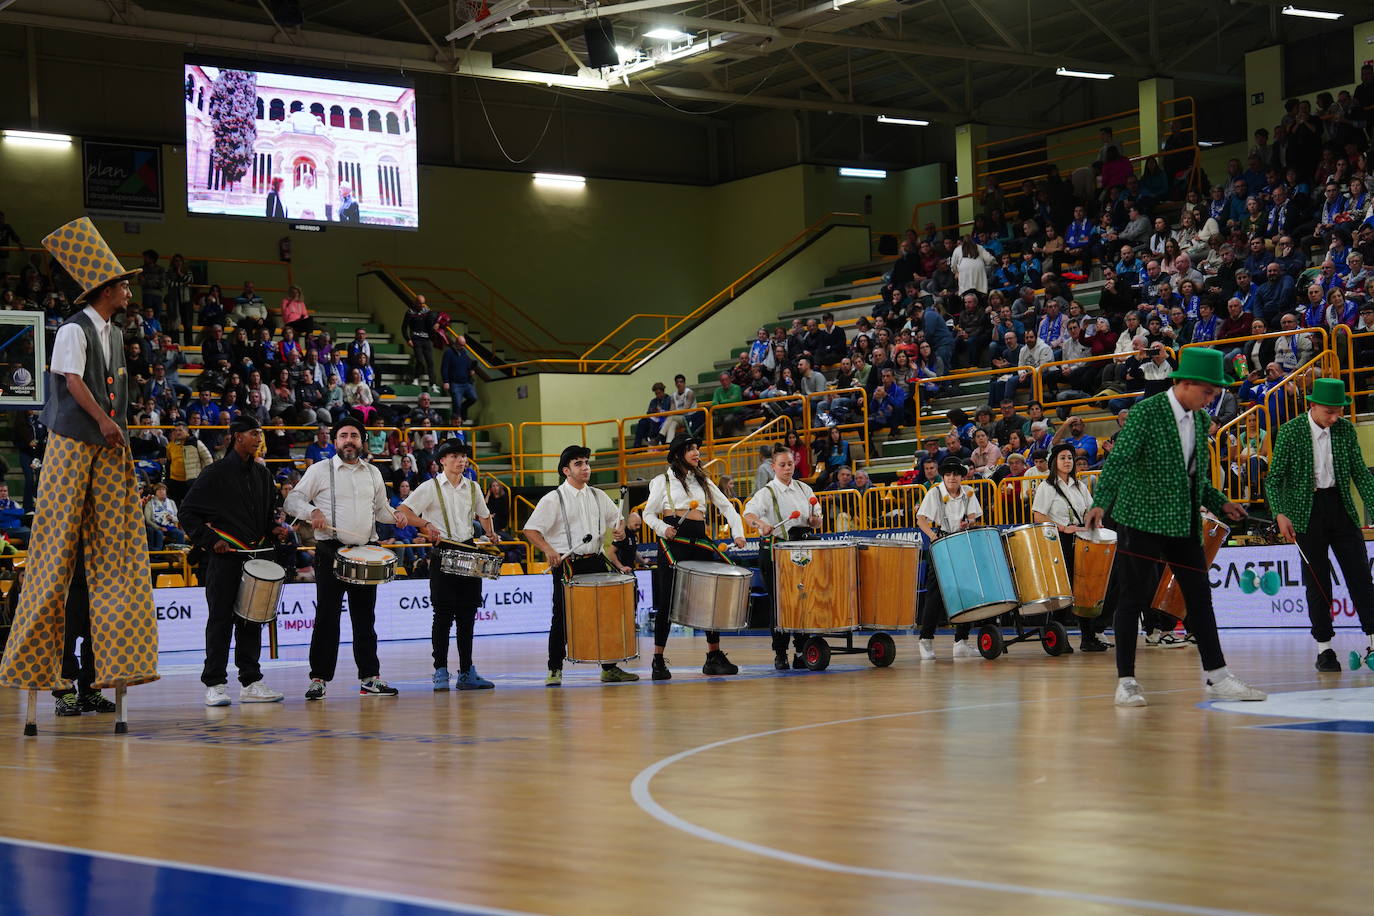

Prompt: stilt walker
[{"left": 0, "top": 218, "right": 159, "bottom": 734}]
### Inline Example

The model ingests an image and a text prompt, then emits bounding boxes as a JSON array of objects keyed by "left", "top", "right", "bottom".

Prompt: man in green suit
[
  {"left": 1265, "top": 377, "right": 1374, "bottom": 672},
  {"left": 1085, "top": 347, "right": 1267, "bottom": 707}
]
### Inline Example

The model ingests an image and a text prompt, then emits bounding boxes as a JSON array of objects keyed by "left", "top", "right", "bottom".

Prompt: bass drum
[
  {"left": 565, "top": 573, "right": 638, "bottom": 665},
  {"left": 1003, "top": 522, "right": 1073, "bottom": 616},
  {"left": 774, "top": 540, "right": 858, "bottom": 633},
  {"left": 1072, "top": 527, "right": 1118, "bottom": 619},
  {"left": 669, "top": 561, "right": 753, "bottom": 631},
  {"left": 1152, "top": 516, "right": 1229, "bottom": 621},
  {"left": 928, "top": 527, "right": 1018, "bottom": 624},
  {"left": 852, "top": 538, "right": 920, "bottom": 630}
]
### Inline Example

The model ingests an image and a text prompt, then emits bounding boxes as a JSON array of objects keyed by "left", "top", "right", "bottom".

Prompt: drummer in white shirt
[
  {"left": 1031, "top": 442, "right": 1110, "bottom": 652},
  {"left": 284, "top": 414, "right": 406, "bottom": 700},
  {"left": 643, "top": 434, "right": 748, "bottom": 680},
  {"left": 743, "top": 443, "right": 823, "bottom": 671},
  {"left": 395, "top": 439, "right": 499, "bottom": 691},
  {"left": 524, "top": 445, "right": 638, "bottom": 687},
  {"left": 915, "top": 458, "right": 981, "bottom": 660}
]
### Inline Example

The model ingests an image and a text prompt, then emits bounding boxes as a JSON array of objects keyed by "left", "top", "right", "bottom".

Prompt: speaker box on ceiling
[{"left": 583, "top": 20, "right": 618, "bottom": 68}]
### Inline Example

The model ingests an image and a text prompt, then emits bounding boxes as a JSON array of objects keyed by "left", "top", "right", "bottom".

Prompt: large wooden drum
[
  {"left": 564, "top": 573, "right": 638, "bottom": 664},
  {"left": 774, "top": 540, "right": 858, "bottom": 633},
  {"left": 1003, "top": 522, "right": 1073, "bottom": 616},
  {"left": 853, "top": 538, "right": 920, "bottom": 629},
  {"left": 1152, "top": 516, "right": 1230, "bottom": 621},
  {"left": 1072, "top": 527, "right": 1118, "bottom": 618}
]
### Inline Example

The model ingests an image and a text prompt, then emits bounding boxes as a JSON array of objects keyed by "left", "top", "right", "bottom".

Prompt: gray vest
[{"left": 41, "top": 311, "right": 129, "bottom": 446}]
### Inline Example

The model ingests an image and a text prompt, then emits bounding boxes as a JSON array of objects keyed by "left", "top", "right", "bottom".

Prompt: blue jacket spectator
[{"left": 1254, "top": 268, "right": 1296, "bottom": 328}]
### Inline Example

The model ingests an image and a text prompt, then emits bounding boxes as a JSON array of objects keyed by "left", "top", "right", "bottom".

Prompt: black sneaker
[
  {"left": 77, "top": 691, "right": 117, "bottom": 713},
  {"left": 359, "top": 678, "right": 399, "bottom": 696},
  {"left": 702, "top": 650, "right": 739, "bottom": 676},
  {"left": 792, "top": 653, "right": 807, "bottom": 669},
  {"left": 1315, "top": 649, "right": 1342, "bottom": 672},
  {"left": 651, "top": 656, "right": 672, "bottom": 681},
  {"left": 1080, "top": 636, "right": 1110, "bottom": 653},
  {"left": 773, "top": 652, "right": 789, "bottom": 671},
  {"left": 54, "top": 691, "right": 81, "bottom": 717},
  {"left": 1060, "top": 640, "right": 1075, "bottom": 654}
]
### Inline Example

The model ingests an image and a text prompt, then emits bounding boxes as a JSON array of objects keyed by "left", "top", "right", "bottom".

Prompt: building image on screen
[{"left": 184, "top": 63, "right": 418, "bottom": 229}]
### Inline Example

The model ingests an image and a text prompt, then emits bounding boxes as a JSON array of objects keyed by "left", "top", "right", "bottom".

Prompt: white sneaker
[
  {"left": 952, "top": 639, "right": 978, "bottom": 659},
  {"left": 1114, "top": 678, "right": 1147, "bottom": 707},
  {"left": 240, "top": 681, "right": 284, "bottom": 703},
  {"left": 1144, "top": 631, "right": 1162, "bottom": 646},
  {"left": 1206, "top": 675, "right": 1267, "bottom": 702},
  {"left": 1158, "top": 632, "right": 1190, "bottom": 649},
  {"left": 204, "top": 684, "right": 231, "bottom": 707},
  {"left": 918, "top": 639, "right": 936, "bottom": 660}
]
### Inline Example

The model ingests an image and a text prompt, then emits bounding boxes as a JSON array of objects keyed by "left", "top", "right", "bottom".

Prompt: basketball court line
[
  {"left": 0, "top": 835, "right": 545, "bottom": 916},
  {"left": 628, "top": 680, "right": 1327, "bottom": 916}
]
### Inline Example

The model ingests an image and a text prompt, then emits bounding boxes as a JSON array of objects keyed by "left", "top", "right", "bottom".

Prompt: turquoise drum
[{"left": 929, "top": 527, "right": 1019, "bottom": 624}]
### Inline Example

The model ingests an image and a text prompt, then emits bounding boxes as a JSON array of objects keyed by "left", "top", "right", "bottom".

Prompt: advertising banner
[{"left": 83, "top": 140, "right": 164, "bottom": 216}]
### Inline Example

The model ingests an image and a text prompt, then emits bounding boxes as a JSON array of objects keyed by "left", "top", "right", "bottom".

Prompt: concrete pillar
[
  {"left": 1137, "top": 77, "right": 1175, "bottom": 159},
  {"left": 955, "top": 122, "right": 987, "bottom": 229}
]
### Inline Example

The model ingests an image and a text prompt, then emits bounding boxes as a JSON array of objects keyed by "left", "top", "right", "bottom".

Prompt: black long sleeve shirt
[{"left": 179, "top": 449, "right": 277, "bottom": 551}]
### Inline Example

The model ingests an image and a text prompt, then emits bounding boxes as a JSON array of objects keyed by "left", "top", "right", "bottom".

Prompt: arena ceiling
[{"left": 4, "top": 0, "right": 1372, "bottom": 128}]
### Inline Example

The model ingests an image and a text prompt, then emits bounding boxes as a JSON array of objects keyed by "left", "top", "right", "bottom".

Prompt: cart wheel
[
  {"left": 977, "top": 625, "right": 1003, "bottom": 660},
  {"left": 866, "top": 633, "right": 896, "bottom": 667},
  {"left": 1042, "top": 620, "right": 1068, "bottom": 657},
  {"left": 804, "top": 636, "right": 831, "bottom": 671}
]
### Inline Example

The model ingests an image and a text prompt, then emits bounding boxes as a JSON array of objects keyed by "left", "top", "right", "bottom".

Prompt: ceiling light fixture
[
  {"left": 2, "top": 129, "right": 74, "bottom": 148},
  {"left": 644, "top": 28, "right": 691, "bottom": 40},
  {"left": 838, "top": 167, "right": 887, "bottom": 179},
  {"left": 1280, "top": 5, "right": 1343, "bottom": 19},
  {"left": 1055, "top": 67, "right": 1113, "bottom": 80},
  {"left": 533, "top": 172, "right": 586, "bottom": 186},
  {"left": 876, "top": 115, "right": 929, "bottom": 127}
]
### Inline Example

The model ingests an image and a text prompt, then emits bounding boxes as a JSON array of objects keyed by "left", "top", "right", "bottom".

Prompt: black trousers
[
  {"left": 412, "top": 338, "right": 435, "bottom": 382},
  {"left": 758, "top": 530, "right": 813, "bottom": 654},
  {"left": 548, "top": 554, "right": 616, "bottom": 670},
  {"left": 1296, "top": 488, "right": 1374, "bottom": 641},
  {"left": 309, "top": 540, "right": 381, "bottom": 683},
  {"left": 52, "top": 559, "right": 94, "bottom": 697},
  {"left": 431, "top": 559, "right": 483, "bottom": 671},
  {"left": 653, "top": 517, "right": 721, "bottom": 647},
  {"left": 201, "top": 553, "right": 265, "bottom": 688},
  {"left": 1113, "top": 524, "right": 1227, "bottom": 678},
  {"left": 918, "top": 564, "right": 973, "bottom": 641}
]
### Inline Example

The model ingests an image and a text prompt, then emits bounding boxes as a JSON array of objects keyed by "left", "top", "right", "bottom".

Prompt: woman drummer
[
  {"left": 915, "top": 458, "right": 982, "bottom": 660},
  {"left": 643, "top": 434, "right": 748, "bottom": 680},
  {"left": 1030, "top": 442, "right": 1109, "bottom": 652},
  {"left": 742, "top": 443, "right": 823, "bottom": 671}
]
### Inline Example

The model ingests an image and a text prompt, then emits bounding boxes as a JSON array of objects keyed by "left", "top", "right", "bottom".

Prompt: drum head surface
[
  {"left": 675, "top": 560, "right": 752, "bottom": 579},
  {"left": 243, "top": 559, "right": 286, "bottom": 580},
  {"left": 341, "top": 545, "right": 394, "bottom": 561},
  {"left": 1079, "top": 527, "right": 1118, "bottom": 544},
  {"left": 570, "top": 573, "right": 634, "bottom": 586}
]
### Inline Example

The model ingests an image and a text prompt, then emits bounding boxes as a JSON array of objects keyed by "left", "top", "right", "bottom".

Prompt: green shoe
[
  {"left": 545, "top": 670, "right": 562, "bottom": 687},
  {"left": 600, "top": 666, "right": 640, "bottom": 683},
  {"left": 54, "top": 691, "right": 81, "bottom": 717}
]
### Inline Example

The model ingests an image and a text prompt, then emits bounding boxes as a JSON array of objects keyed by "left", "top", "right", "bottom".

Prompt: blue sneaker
[
  {"left": 432, "top": 667, "right": 451, "bottom": 691},
  {"left": 455, "top": 666, "right": 495, "bottom": 690}
]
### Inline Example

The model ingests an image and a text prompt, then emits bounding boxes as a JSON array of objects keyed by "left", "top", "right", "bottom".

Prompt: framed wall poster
[
  {"left": 83, "top": 140, "right": 165, "bottom": 217},
  {"left": 0, "top": 311, "right": 46, "bottom": 409}
]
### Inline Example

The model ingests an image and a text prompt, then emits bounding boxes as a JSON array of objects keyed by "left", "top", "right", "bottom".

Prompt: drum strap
[
  {"left": 1049, "top": 478, "right": 1084, "bottom": 526},
  {"left": 433, "top": 474, "right": 456, "bottom": 541},
  {"left": 328, "top": 461, "right": 337, "bottom": 534}
]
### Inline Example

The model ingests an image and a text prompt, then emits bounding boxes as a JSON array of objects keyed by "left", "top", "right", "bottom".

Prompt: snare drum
[
  {"left": 1072, "top": 527, "right": 1118, "bottom": 619},
  {"left": 436, "top": 541, "right": 503, "bottom": 579},
  {"left": 236, "top": 559, "right": 286, "bottom": 623},
  {"left": 333, "top": 545, "right": 397, "bottom": 586},
  {"left": 852, "top": 538, "right": 919, "bottom": 629},
  {"left": 774, "top": 540, "right": 858, "bottom": 633},
  {"left": 1003, "top": 522, "right": 1073, "bottom": 616},
  {"left": 565, "top": 573, "right": 638, "bottom": 664},
  {"left": 669, "top": 561, "right": 753, "bottom": 631},
  {"left": 929, "top": 527, "right": 1019, "bottom": 624},
  {"left": 1152, "top": 516, "right": 1229, "bottom": 621}
]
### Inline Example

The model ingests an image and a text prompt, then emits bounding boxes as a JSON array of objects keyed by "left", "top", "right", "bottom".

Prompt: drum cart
[
  {"left": 972, "top": 612, "right": 1070, "bottom": 660},
  {"left": 794, "top": 630, "right": 898, "bottom": 671}
]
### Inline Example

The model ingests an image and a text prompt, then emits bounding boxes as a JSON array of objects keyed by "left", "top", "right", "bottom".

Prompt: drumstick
[{"left": 287, "top": 515, "right": 373, "bottom": 543}]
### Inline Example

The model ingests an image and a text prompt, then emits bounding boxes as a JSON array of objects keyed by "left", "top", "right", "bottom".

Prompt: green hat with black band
[
  {"left": 1307, "top": 377, "right": 1351, "bottom": 408},
  {"left": 1170, "top": 347, "right": 1228, "bottom": 387}
]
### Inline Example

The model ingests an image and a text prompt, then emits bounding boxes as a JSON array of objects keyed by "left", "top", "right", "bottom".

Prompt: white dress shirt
[
  {"left": 283, "top": 455, "right": 394, "bottom": 545},
  {"left": 524, "top": 481, "right": 622, "bottom": 556},
  {"left": 1030, "top": 476, "right": 1093, "bottom": 526},
  {"left": 401, "top": 472, "right": 491, "bottom": 542},
  {"left": 50, "top": 306, "right": 114, "bottom": 376},
  {"left": 917, "top": 484, "right": 983, "bottom": 532},
  {"left": 744, "top": 477, "right": 820, "bottom": 534},
  {"left": 643, "top": 470, "right": 744, "bottom": 539},
  {"left": 1308, "top": 412, "right": 1335, "bottom": 489},
  {"left": 1166, "top": 387, "right": 1196, "bottom": 474}
]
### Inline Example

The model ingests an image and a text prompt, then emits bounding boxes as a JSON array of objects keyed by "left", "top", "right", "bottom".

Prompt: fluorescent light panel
[
  {"left": 2, "top": 129, "right": 73, "bottom": 146},
  {"left": 644, "top": 28, "right": 691, "bottom": 40},
  {"left": 1056, "top": 67, "right": 1113, "bottom": 80},
  {"left": 1281, "top": 5, "right": 1342, "bottom": 19},
  {"left": 876, "top": 115, "right": 929, "bottom": 126},
  {"left": 838, "top": 167, "right": 886, "bottom": 179},
  {"left": 533, "top": 172, "right": 586, "bottom": 185}
]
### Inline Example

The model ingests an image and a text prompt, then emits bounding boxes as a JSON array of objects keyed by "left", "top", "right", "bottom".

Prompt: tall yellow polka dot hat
[{"left": 41, "top": 216, "right": 142, "bottom": 304}]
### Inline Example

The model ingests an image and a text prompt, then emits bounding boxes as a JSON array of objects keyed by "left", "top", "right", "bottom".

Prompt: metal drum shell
[
  {"left": 668, "top": 560, "right": 753, "bottom": 631},
  {"left": 1072, "top": 527, "right": 1118, "bottom": 619},
  {"left": 564, "top": 572, "right": 639, "bottom": 665},
  {"left": 1152, "top": 517, "right": 1229, "bottom": 621},
  {"left": 851, "top": 537, "right": 920, "bottom": 630},
  {"left": 333, "top": 545, "right": 398, "bottom": 586},
  {"left": 436, "top": 543, "right": 503, "bottom": 580},
  {"left": 1003, "top": 522, "right": 1074, "bottom": 616},
  {"left": 236, "top": 559, "right": 286, "bottom": 623},
  {"left": 929, "top": 527, "right": 1019, "bottom": 624},
  {"left": 774, "top": 539, "right": 858, "bottom": 633}
]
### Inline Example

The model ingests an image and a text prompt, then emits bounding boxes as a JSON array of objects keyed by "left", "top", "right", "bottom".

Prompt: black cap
[
  {"left": 331, "top": 414, "right": 367, "bottom": 440},
  {"left": 938, "top": 457, "right": 967, "bottom": 476},
  {"left": 558, "top": 444, "right": 591, "bottom": 475},
  {"left": 666, "top": 433, "right": 702, "bottom": 461},
  {"left": 1048, "top": 442, "right": 1077, "bottom": 469},
  {"left": 228, "top": 415, "right": 261, "bottom": 437},
  {"left": 435, "top": 437, "right": 471, "bottom": 462}
]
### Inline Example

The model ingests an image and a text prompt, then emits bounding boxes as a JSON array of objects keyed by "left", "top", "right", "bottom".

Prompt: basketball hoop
[{"left": 460, "top": 0, "right": 491, "bottom": 24}]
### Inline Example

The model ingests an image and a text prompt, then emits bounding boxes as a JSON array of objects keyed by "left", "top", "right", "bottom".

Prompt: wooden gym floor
[{"left": 0, "top": 628, "right": 1371, "bottom": 916}]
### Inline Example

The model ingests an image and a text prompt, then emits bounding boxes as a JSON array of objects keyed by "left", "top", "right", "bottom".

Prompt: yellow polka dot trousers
[{"left": 0, "top": 433, "right": 158, "bottom": 690}]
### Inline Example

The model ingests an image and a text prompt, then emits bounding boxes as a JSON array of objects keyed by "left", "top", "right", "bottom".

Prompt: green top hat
[
  {"left": 1307, "top": 377, "right": 1351, "bottom": 407},
  {"left": 1171, "top": 347, "right": 1228, "bottom": 387}
]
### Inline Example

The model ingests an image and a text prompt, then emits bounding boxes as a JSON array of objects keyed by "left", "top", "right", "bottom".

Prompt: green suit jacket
[
  {"left": 1092, "top": 391, "right": 1227, "bottom": 538},
  {"left": 1264, "top": 413, "right": 1374, "bottom": 533}
]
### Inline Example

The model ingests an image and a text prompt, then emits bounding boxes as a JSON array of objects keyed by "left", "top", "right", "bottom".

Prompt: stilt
[
  {"left": 23, "top": 688, "right": 37, "bottom": 736},
  {"left": 269, "top": 615, "right": 279, "bottom": 660},
  {"left": 113, "top": 684, "right": 128, "bottom": 734}
]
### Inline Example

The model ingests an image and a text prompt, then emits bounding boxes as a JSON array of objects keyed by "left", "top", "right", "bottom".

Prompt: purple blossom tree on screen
[{"left": 208, "top": 69, "right": 258, "bottom": 192}]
